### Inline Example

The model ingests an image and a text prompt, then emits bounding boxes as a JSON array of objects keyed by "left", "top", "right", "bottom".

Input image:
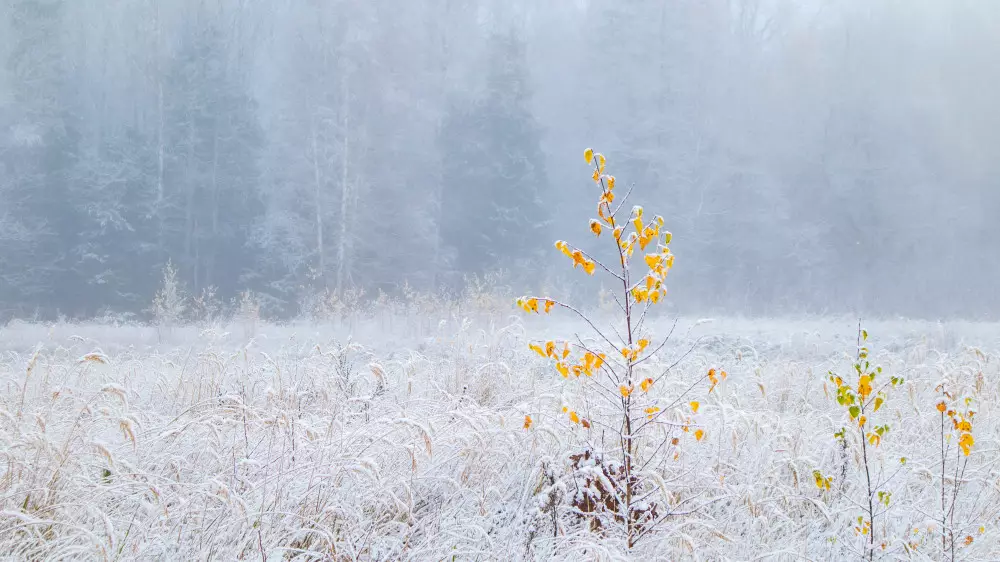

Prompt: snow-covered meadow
[{"left": 2, "top": 305, "right": 999, "bottom": 560}]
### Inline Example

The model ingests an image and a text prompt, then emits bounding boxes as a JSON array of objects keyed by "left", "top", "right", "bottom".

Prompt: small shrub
[
  {"left": 151, "top": 260, "right": 186, "bottom": 337},
  {"left": 515, "top": 149, "right": 721, "bottom": 548},
  {"left": 934, "top": 381, "right": 979, "bottom": 560},
  {"left": 820, "top": 326, "right": 903, "bottom": 560}
]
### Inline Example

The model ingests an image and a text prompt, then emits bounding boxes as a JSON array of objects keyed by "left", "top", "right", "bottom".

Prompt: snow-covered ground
[{"left": 2, "top": 311, "right": 999, "bottom": 560}]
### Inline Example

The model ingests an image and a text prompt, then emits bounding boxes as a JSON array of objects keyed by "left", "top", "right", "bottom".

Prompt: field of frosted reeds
[{"left": 2, "top": 303, "right": 999, "bottom": 560}]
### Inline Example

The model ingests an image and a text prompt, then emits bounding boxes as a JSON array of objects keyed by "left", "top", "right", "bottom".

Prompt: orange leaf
[
  {"left": 694, "top": 429, "right": 705, "bottom": 441},
  {"left": 590, "top": 220, "right": 602, "bottom": 236},
  {"left": 689, "top": 401, "right": 700, "bottom": 413},
  {"left": 523, "top": 415, "right": 533, "bottom": 429}
]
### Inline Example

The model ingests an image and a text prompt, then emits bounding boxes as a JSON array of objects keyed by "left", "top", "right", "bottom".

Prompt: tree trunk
[
  {"left": 311, "top": 123, "right": 325, "bottom": 288},
  {"left": 335, "top": 75, "right": 351, "bottom": 295}
]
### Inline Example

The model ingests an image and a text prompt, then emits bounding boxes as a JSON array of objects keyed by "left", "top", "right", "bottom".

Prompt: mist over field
[{"left": 3, "top": 1, "right": 1000, "bottom": 561}]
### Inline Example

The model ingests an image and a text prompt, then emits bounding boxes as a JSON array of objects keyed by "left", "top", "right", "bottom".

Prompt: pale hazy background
[{"left": 1, "top": 0, "right": 998, "bottom": 320}]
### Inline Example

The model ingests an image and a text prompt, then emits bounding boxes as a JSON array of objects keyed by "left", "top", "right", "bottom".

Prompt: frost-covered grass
[{"left": 2, "top": 311, "right": 999, "bottom": 560}]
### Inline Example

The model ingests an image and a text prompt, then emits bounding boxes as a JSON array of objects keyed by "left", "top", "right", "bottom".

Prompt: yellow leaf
[
  {"left": 528, "top": 343, "right": 546, "bottom": 358},
  {"left": 637, "top": 339, "right": 650, "bottom": 352},
  {"left": 640, "top": 378, "right": 653, "bottom": 392},
  {"left": 858, "top": 375, "right": 872, "bottom": 400},
  {"left": 556, "top": 362, "right": 569, "bottom": 378},
  {"left": 958, "top": 433, "right": 976, "bottom": 456},
  {"left": 592, "top": 168, "right": 600, "bottom": 182},
  {"left": 619, "top": 385, "right": 633, "bottom": 398},
  {"left": 582, "top": 260, "right": 596, "bottom": 275},
  {"left": 694, "top": 429, "right": 705, "bottom": 441},
  {"left": 645, "top": 254, "right": 662, "bottom": 269},
  {"left": 523, "top": 415, "right": 532, "bottom": 429},
  {"left": 597, "top": 153, "right": 606, "bottom": 174},
  {"left": 562, "top": 342, "right": 570, "bottom": 359},
  {"left": 584, "top": 148, "right": 594, "bottom": 164},
  {"left": 644, "top": 406, "right": 660, "bottom": 419},
  {"left": 689, "top": 401, "right": 700, "bottom": 413},
  {"left": 874, "top": 396, "right": 884, "bottom": 412},
  {"left": 607, "top": 175, "right": 615, "bottom": 190},
  {"left": 544, "top": 299, "right": 555, "bottom": 313},
  {"left": 569, "top": 410, "right": 580, "bottom": 424},
  {"left": 590, "top": 220, "right": 602, "bottom": 236},
  {"left": 526, "top": 298, "right": 538, "bottom": 313},
  {"left": 545, "top": 341, "right": 555, "bottom": 357},
  {"left": 555, "top": 240, "right": 572, "bottom": 257}
]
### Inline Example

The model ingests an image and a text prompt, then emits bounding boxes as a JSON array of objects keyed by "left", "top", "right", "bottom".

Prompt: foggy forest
[
  {"left": 2, "top": 0, "right": 998, "bottom": 321},
  {"left": 3, "top": 1, "right": 1000, "bottom": 560}
]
